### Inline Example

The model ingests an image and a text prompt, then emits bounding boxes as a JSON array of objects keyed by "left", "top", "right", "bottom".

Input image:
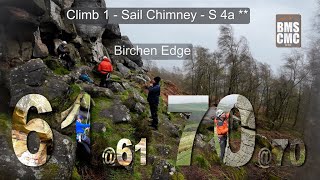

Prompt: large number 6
[{"left": 12, "top": 94, "right": 53, "bottom": 167}]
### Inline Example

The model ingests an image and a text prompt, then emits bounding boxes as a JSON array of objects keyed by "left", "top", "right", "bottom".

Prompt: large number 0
[
  {"left": 12, "top": 94, "right": 53, "bottom": 167},
  {"left": 218, "top": 94, "right": 256, "bottom": 167},
  {"left": 168, "top": 94, "right": 256, "bottom": 167}
]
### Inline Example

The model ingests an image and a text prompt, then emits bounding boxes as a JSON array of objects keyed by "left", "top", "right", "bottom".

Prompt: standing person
[
  {"left": 147, "top": 77, "right": 161, "bottom": 130},
  {"left": 57, "top": 41, "right": 75, "bottom": 70},
  {"left": 214, "top": 109, "right": 230, "bottom": 161},
  {"left": 97, "top": 56, "right": 113, "bottom": 87}
]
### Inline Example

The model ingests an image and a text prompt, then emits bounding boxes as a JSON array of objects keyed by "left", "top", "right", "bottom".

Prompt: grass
[
  {"left": 0, "top": 113, "right": 10, "bottom": 135},
  {"left": 53, "top": 67, "right": 70, "bottom": 75}
]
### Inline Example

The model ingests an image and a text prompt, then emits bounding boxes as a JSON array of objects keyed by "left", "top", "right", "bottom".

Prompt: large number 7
[{"left": 168, "top": 95, "right": 209, "bottom": 166}]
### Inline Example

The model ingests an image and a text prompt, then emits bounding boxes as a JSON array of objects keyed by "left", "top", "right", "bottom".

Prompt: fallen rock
[
  {"left": 100, "top": 100, "right": 131, "bottom": 123},
  {"left": 134, "top": 102, "right": 145, "bottom": 114},
  {"left": 163, "top": 119, "right": 180, "bottom": 138},
  {"left": 92, "top": 122, "right": 106, "bottom": 133},
  {"left": 79, "top": 83, "right": 114, "bottom": 99},
  {"left": 108, "top": 82, "right": 125, "bottom": 93},
  {"left": 132, "top": 75, "right": 146, "bottom": 84},
  {"left": 122, "top": 82, "right": 132, "bottom": 90},
  {"left": 132, "top": 90, "right": 147, "bottom": 104}
]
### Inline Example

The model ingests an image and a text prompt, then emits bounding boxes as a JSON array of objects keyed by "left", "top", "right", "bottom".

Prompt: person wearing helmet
[
  {"left": 57, "top": 41, "right": 68, "bottom": 57},
  {"left": 75, "top": 115, "right": 90, "bottom": 145},
  {"left": 214, "top": 109, "right": 230, "bottom": 161},
  {"left": 97, "top": 56, "right": 113, "bottom": 87},
  {"left": 57, "top": 41, "right": 75, "bottom": 70}
]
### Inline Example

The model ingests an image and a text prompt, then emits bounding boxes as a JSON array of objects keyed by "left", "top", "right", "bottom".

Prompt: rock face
[
  {"left": 108, "top": 82, "right": 125, "bottom": 93},
  {"left": 0, "top": 130, "right": 76, "bottom": 179},
  {"left": 33, "top": 29, "right": 49, "bottom": 58},
  {"left": 0, "top": 0, "right": 156, "bottom": 179},
  {"left": 102, "top": 24, "right": 122, "bottom": 39},
  {"left": 103, "top": 36, "right": 143, "bottom": 67},
  {"left": 117, "top": 63, "right": 131, "bottom": 77},
  {"left": 8, "top": 59, "right": 69, "bottom": 108}
]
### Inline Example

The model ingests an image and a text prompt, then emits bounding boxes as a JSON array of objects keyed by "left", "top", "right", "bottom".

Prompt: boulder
[
  {"left": 100, "top": 100, "right": 131, "bottom": 123},
  {"left": 125, "top": 98, "right": 146, "bottom": 114},
  {"left": 92, "top": 122, "right": 106, "bottom": 133},
  {"left": 0, "top": 130, "right": 76, "bottom": 179},
  {"left": 102, "top": 24, "right": 121, "bottom": 39},
  {"left": 8, "top": 59, "right": 69, "bottom": 108},
  {"left": 163, "top": 119, "right": 180, "bottom": 138},
  {"left": 108, "top": 82, "right": 125, "bottom": 93},
  {"left": 134, "top": 102, "right": 145, "bottom": 114},
  {"left": 33, "top": 29, "right": 49, "bottom": 58},
  {"left": 122, "top": 82, "right": 132, "bottom": 90},
  {"left": 117, "top": 63, "right": 130, "bottom": 77},
  {"left": 141, "top": 74, "right": 151, "bottom": 82},
  {"left": 132, "top": 75, "right": 147, "bottom": 84},
  {"left": 132, "top": 90, "right": 147, "bottom": 104},
  {"left": 79, "top": 83, "right": 114, "bottom": 99}
]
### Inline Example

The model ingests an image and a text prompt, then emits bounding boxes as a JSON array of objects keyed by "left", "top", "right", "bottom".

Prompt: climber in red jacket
[{"left": 98, "top": 56, "right": 113, "bottom": 87}]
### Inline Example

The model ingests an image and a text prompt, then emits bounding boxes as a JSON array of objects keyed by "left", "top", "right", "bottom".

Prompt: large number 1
[{"left": 12, "top": 94, "right": 53, "bottom": 167}]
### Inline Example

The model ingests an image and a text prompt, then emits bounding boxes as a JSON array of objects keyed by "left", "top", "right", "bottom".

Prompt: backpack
[{"left": 79, "top": 74, "right": 93, "bottom": 84}]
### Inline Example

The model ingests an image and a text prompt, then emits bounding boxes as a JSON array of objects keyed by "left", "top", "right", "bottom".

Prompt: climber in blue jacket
[{"left": 76, "top": 115, "right": 90, "bottom": 145}]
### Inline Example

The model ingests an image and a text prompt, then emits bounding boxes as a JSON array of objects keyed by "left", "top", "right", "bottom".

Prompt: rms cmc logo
[{"left": 276, "top": 14, "right": 301, "bottom": 47}]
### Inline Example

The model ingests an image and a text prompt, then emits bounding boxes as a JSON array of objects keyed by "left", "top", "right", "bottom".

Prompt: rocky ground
[{"left": 0, "top": 0, "right": 304, "bottom": 179}]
